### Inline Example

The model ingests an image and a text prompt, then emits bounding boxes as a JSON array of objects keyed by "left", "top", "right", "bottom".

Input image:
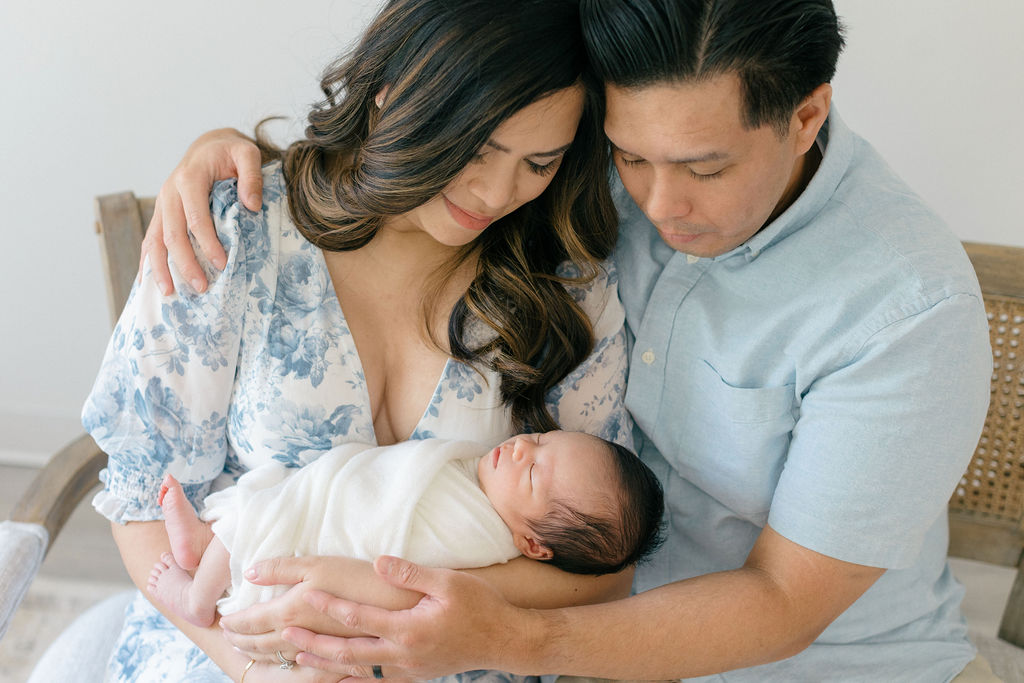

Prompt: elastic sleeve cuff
[{"left": 92, "top": 467, "right": 213, "bottom": 524}]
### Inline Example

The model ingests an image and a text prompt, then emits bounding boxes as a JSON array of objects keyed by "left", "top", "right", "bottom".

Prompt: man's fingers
[
  {"left": 175, "top": 176, "right": 227, "bottom": 270},
  {"left": 156, "top": 191, "right": 210, "bottom": 293},
  {"left": 232, "top": 143, "right": 265, "bottom": 212},
  {"left": 142, "top": 206, "right": 173, "bottom": 295},
  {"left": 372, "top": 556, "right": 445, "bottom": 596},
  {"left": 285, "top": 627, "right": 393, "bottom": 674}
]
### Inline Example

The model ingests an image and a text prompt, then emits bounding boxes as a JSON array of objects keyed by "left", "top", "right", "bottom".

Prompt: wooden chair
[
  {"left": 0, "top": 193, "right": 151, "bottom": 641},
  {"left": 1, "top": 206, "right": 1023, "bottom": 676},
  {"left": 948, "top": 242, "right": 1024, "bottom": 680}
]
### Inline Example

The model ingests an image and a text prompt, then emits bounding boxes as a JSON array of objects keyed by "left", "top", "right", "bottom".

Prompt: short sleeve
[
  {"left": 85, "top": 181, "right": 252, "bottom": 522},
  {"left": 768, "top": 293, "right": 992, "bottom": 567},
  {"left": 546, "top": 259, "right": 634, "bottom": 450}
]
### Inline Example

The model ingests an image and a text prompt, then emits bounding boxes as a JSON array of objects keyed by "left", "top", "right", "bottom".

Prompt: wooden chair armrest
[{"left": 10, "top": 434, "right": 107, "bottom": 553}]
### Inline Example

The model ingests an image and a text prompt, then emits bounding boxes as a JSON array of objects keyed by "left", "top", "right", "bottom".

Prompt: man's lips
[
  {"left": 444, "top": 196, "right": 494, "bottom": 231},
  {"left": 657, "top": 228, "right": 702, "bottom": 243}
]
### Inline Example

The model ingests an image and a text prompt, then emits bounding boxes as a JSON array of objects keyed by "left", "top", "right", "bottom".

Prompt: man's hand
[
  {"left": 282, "top": 556, "right": 534, "bottom": 680},
  {"left": 221, "top": 555, "right": 426, "bottom": 675},
  {"left": 140, "top": 128, "right": 263, "bottom": 295}
]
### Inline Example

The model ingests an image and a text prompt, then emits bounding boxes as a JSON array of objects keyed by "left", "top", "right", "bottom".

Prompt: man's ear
[
  {"left": 790, "top": 82, "right": 832, "bottom": 154},
  {"left": 374, "top": 85, "right": 391, "bottom": 109},
  {"left": 513, "top": 533, "right": 554, "bottom": 561}
]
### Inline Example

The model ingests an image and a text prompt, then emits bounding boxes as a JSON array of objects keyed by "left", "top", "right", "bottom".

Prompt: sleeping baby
[{"left": 147, "top": 430, "right": 665, "bottom": 627}]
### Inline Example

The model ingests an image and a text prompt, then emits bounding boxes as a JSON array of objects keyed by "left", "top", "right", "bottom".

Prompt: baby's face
[{"left": 478, "top": 430, "right": 615, "bottom": 541}]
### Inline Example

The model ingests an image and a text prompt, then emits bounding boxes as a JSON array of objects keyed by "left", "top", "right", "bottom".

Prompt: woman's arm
[
  {"left": 464, "top": 556, "right": 633, "bottom": 608},
  {"left": 114, "top": 523, "right": 366, "bottom": 682},
  {"left": 111, "top": 521, "right": 255, "bottom": 681}
]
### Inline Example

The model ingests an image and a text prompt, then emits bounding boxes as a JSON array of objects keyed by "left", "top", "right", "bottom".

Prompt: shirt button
[{"left": 641, "top": 349, "right": 656, "bottom": 365}]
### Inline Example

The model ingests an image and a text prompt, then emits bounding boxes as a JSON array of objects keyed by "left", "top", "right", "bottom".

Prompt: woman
[{"left": 85, "top": 1, "right": 632, "bottom": 681}]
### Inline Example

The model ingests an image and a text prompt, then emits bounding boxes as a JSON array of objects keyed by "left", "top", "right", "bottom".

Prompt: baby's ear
[{"left": 514, "top": 533, "right": 554, "bottom": 561}]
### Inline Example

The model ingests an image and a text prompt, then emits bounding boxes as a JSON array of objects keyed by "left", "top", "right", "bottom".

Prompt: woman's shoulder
[
  {"left": 557, "top": 258, "right": 625, "bottom": 340},
  {"left": 206, "top": 161, "right": 292, "bottom": 261},
  {"left": 556, "top": 258, "right": 620, "bottom": 308},
  {"left": 210, "top": 161, "right": 287, "bottom": 218}
]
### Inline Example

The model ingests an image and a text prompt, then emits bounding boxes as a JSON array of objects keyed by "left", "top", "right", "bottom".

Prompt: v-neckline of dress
[{"left": 315, "top": 247, "right": 452, "bottom": 446}]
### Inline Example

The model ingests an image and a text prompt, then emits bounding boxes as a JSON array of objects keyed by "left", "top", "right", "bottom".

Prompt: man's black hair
[{"left": 580, "top": 0, "right": 845, "bottom": 135}]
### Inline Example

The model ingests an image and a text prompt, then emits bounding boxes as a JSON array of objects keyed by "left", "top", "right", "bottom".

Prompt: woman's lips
[{"left": 444, "top": 196, "right": 494, "bottom": 231}]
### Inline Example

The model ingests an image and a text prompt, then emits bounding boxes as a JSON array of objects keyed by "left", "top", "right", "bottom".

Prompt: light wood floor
[{"left": 1, "top": 465, "right": 131, "bottom": 584}]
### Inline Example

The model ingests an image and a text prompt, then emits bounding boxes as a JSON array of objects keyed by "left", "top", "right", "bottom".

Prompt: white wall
[{"left": 1, "top": 1, "right": 1021, "bottom": 464}]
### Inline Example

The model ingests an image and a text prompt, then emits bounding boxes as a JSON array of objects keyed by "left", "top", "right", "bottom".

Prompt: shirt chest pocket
[{"left": 664, "top": 360, "right": 796, "bottom": 521}]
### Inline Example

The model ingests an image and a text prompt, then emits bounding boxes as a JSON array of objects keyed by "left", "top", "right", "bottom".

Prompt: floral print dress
[{"left": 83, "top": 162, "right": 632, "bottom": 683}]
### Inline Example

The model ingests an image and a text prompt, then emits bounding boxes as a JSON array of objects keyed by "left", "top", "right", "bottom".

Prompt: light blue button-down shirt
[{"left": 615, "top": 107, "right": 992, "bottom": 682}]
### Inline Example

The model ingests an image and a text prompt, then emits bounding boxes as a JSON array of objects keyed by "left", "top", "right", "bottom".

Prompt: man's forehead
[{"left": 603, "top": 78, "right": 751, "bottom": 160}]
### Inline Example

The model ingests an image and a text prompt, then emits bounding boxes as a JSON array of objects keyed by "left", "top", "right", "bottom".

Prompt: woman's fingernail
[
  {"left": 213, "top": 256, "right": 226, "bottom": 270},
  {"left": 244, "top": 567, "right": 257, "bottom": 580},
  {"left": 158, "top": 280, "right": 171, "bottom": 296},
  {"left": 191, "top": 278, "right": 205, "bottom": 293}
]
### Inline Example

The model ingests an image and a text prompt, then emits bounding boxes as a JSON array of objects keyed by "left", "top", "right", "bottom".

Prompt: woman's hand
[
  {"left": 220, "top": 556, "right": 423, "bottom": 669},
  {"left": 141, "top": 128, "right": 263, "bottom": 295},
  {"left": 238, "top": 656, "right": 353, "bottom": 683}
]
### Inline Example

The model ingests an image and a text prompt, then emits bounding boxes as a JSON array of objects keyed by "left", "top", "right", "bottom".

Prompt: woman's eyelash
[
  {"left": 470, "top": 151, "right": 559, "bottom": 176},
  {"left": 527, "top": 160, "right": 558, "bottom": 176}
]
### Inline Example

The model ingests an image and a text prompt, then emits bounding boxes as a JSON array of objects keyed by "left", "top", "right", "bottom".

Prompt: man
[{"left": 148, "top": 1, "right": 993, "bottom": 679}]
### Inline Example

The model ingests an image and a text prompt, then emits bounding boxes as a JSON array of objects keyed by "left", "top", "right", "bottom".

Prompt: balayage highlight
[{"left": 257, "top": 0, "right": 617, "bottom": 432}]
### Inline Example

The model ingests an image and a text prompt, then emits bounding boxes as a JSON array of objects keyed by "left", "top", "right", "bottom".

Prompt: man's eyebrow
[
  {"left": 608, "top": 141, "right": 728, "bottom": 164},
  {"left": 484, "top": 140, "right": 572, "bottom": 158}
]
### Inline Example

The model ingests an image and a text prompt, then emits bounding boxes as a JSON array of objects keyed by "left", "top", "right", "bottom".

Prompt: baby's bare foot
[
  {"left": 148, "top": 552, "right": 214, "bottom": 627},
  {"left": 159, "top": 474, "right": 212, "bottom": 571}
]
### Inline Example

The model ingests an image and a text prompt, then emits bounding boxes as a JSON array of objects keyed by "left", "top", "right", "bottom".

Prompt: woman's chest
[{"left": 225, "top": 274, "right": 512, "bottom": 467}]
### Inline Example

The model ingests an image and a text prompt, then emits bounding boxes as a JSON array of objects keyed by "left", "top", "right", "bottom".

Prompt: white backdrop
[{"left": 1, "top": 1, "right": 1021, "bottom": 463}]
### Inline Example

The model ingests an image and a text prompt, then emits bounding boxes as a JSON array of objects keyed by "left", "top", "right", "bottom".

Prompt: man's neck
[{"left": 769, "top": 142, "right": 823, "bottom": 226}]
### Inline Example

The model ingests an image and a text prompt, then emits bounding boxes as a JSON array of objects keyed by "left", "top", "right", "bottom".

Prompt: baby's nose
[{"left": 511, "top": 438, "right": 532, "bottom": 462}]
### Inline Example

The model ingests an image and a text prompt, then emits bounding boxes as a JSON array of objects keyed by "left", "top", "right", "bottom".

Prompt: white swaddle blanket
[{"left": 201, "top": 439, "right": 520, "bottom": 615}]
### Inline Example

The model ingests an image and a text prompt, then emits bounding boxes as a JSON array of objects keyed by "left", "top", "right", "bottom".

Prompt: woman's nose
[{"left": 468, "top": 163, "right": 516, "bottom": 211}]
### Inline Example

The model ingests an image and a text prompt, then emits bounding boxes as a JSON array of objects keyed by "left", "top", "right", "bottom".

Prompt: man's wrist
[{"left": 508, "top": 606, "right": 569, "bottom": 675}]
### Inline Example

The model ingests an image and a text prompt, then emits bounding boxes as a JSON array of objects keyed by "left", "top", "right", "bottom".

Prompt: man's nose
[{"left": 645, "top": 171, "right": 693, "bottom": 224}]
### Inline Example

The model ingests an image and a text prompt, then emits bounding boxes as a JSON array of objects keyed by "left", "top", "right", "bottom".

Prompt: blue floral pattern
[{"left": 84, "top": 162, "right": 631, "bottom": 682}]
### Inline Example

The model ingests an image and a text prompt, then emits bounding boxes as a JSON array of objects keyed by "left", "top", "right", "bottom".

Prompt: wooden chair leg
[{"left": 998, "top": 564, "right": 1024, "bottom": 647}]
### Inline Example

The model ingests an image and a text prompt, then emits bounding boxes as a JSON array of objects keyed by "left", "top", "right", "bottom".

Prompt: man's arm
[
  {"left": 141, "top": 129, "right": 263, "bottom": 295},
  {"left": 283, "top": 525, "right": 882, "bottom": 680}
]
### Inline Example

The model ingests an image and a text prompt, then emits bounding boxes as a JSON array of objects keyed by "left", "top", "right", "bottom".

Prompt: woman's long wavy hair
[{"left": 257, "top": 0, "right": 618, "bottom": 432}]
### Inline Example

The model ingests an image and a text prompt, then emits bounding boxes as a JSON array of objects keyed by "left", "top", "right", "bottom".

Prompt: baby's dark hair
[{"left": 527, "top": 438, "right": 665, "bottom": 575}]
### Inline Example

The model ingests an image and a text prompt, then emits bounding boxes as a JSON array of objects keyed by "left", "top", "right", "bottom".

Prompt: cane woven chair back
[{"left": 948, "top": 241, "right": 1024, "bottom": 646}]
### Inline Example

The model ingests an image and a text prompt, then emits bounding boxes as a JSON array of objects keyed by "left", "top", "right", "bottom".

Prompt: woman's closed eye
[{"left": 526, "top": 159, "right": 560, "bottom": 176}]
